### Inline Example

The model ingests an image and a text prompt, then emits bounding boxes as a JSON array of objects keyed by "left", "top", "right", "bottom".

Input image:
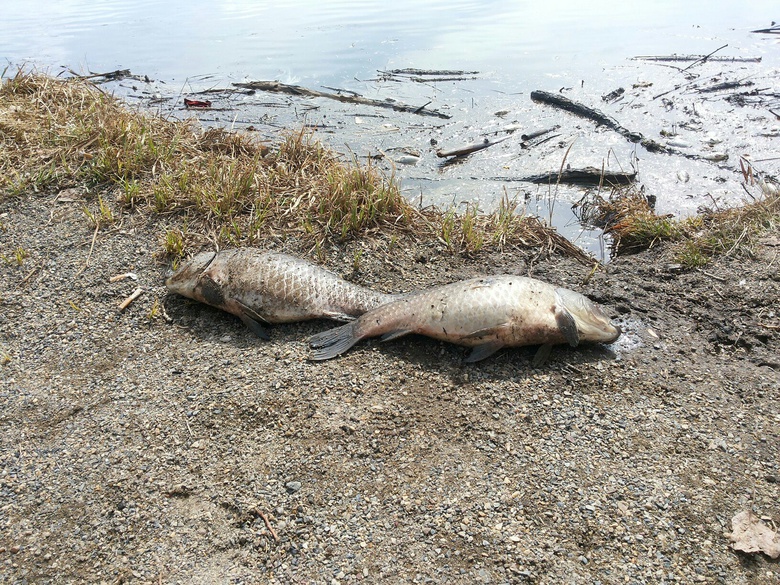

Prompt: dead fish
[
  {"left": 166, "top": 249, "right": 399, "bottom": 339},
  {"left": 309, "top": 275, "right": 621, "bottom": 363}
]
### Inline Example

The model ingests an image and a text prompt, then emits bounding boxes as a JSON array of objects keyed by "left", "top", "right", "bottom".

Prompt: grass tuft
[{"left": 578, "top": 181, "right": 780, "bottom": 268}]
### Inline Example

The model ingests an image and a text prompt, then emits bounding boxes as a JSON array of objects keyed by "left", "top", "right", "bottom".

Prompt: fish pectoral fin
[
  {"left": 380, "top": 329, "right": 412, "bottom": 342},
  {"left": 532, "top": 343, "right": 553, "bottom": 367},
  {"left": 460, "top": 324, "right": 508, "bottom": 340},
  {"left": 555, "top": 303, "right": 580, "bottom": 347},
  {"left": 238, "top": 313, "right": 271, "bottom": 340},
  {"left": 464, "top": 341, "right": 504, "bottom": 363},
  {"left": 235, "top": 301, "right": 271, "bottom": 340}
]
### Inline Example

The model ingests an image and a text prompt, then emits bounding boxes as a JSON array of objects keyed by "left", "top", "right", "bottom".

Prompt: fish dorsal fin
[
  {"left": 554, "top": 293, "right": 580, "bottom": 347},
  {"left": 236, "top": 301, "right": 271, "bottom": 340},
  {"left": 464, "top": 341, "right": 504, "bottom": 363}
]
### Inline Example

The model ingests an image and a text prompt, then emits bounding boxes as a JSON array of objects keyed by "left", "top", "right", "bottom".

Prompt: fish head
[
  {"left": 555, "top": 287, "right": 621, "bottom": 344},
  {"left": 165, "top": 251, "right": 223, "bottom": 305}
]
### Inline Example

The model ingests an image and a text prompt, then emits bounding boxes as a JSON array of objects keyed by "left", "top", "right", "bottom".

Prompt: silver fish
[
  {"left": 166, "top": 249, "right": 399, "bottom": 339},
  {"left": 309, "top": 275, "right": 621, "bottom": 362}
]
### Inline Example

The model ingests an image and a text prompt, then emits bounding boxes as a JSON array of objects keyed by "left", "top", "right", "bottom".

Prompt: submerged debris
[{"left": 233, "top": 80, "right": 452, "bottom": 119}]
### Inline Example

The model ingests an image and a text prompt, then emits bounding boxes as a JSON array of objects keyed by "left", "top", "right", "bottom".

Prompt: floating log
[
  {"left": 530, "top": 90, "right": 667, "bottom": 153},
  {"left": 436, "top": 135, "right": 511, "bottom": 158},
  {"left": 233, "top": 81, "right": 451, "bottom": 119},
  {"left": 521, "top": 167, "right": 637, "bottom": 186}
]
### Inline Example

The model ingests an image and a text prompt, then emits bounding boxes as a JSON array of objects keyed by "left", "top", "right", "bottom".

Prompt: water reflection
[{"left": 3, "top": 0, "right": 777, "bottom": 86}]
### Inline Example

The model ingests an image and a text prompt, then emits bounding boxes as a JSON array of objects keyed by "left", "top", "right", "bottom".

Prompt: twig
[
  {"left": 19, "top": 266, "right": 40, "bottom": 286},
  {"left": 257, "top": 509, "right": 279, "bottom": 541},
  {"left": 521, "top": 126, "right": 560, "bottom": 141},
  {"left": 682, "top": 44, "right": 728, "bottom": 72},
  {"left": 74, "top": 223, "right": 100, "bottom": 278},
  {"left": 436, "top": 135, "right": 511, "bottom": 158},
  {"left": 118, "top": 287, "right": 144, "bottom": 311},
  {"left": 696, "top": 268, "right": 727, "bottom": 282}
]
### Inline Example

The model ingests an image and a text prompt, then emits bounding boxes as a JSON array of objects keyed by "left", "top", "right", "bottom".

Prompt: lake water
[{"left": 3, "top": 1, "right": 779, "bottom": 256}]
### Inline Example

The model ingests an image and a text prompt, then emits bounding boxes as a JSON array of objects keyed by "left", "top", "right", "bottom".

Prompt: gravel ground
[{"left": 1, "top": 191, "right": 779, "bottom": 584}]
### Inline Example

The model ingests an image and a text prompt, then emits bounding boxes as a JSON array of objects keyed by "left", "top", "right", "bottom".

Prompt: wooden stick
[
  {"left": 696, "top": 269, "right": 727, "bottom": 282},
  {"left": 257, "top": 510, "right": 279, "bottom": 541},
  {"left": 436, "top": 135, "right": 511, "bottom": 158},
  {"left": 521, "top": 126, "right": 560, "bottom": 141},
  {"left": 19, "top": 266, "right": 40, "bottom": 286},
  {"left": 682, "top": 44, "right": 728, "bottom": 72},
  {"left": 118, "top": 287, "right": 144, "bottom": 311},
  {"left": 233, "top": 80, "right": 451, "bottom": 119}
]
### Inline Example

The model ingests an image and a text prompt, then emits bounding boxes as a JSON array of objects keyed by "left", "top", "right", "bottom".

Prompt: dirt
[{"left": 1, "top": 189, "right": 779, "bottom": 584}]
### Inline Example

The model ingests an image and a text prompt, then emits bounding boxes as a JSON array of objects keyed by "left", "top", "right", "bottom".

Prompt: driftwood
[
  {"left": 521, "top": 167, "right": 637, "bottom": 186},
  {"left": 633, "top": 54, "right": 762, "bottom": 63},
  {"left": 233, "top": 81, "right": 451, "bottom": 119},
  {"left": 530, "top": 90, "right": 667, "bottom": 153},
  {"left": 71, "top": 68, "right": 152, "bottom": 84},
  {"left": 751, "top": 25, "right": 780, "bottom": 34},
  {"left": 379, "top": 68, "right": 480, "bottom": 83},
  {"left": 386, "top": 68, "right": 480, "bottom": 76},
  {"left": 436, "top": 135, "right": 511, "bottom": 158},
  {"left": 697, "top": 80, "right": 754, "bottom": 93}
]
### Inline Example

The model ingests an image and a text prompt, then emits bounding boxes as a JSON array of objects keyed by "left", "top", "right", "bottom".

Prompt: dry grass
[
  {"left": 0, "top": 71, "right": 591, "bottom": 262},
  {"left": 575, "top": 187, "right": 684, "bottom": 255}
]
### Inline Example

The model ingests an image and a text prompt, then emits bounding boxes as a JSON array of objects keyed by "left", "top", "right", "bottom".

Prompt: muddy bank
[{"left": 1, "top": 190, "right": 778, "bottom": 584}]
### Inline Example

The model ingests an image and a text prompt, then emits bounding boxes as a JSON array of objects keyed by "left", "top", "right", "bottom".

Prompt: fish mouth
[
  {"left": 556, "top": 287, "right": 622, "bottom": 344},
  {"left": 165, "top": 251, "right": 217, "bottom": 289}
]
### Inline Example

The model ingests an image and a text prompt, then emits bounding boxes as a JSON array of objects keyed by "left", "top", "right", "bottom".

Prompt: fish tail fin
[{"left": 309, "top": 322, "right": 360, "bottom": 360}]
